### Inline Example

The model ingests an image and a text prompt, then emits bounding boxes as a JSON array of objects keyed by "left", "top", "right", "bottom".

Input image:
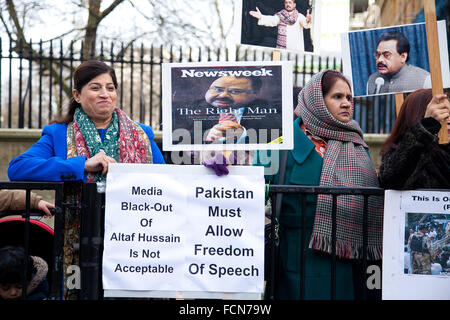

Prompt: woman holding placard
[
  {"left": 255, "top": 70, "right": 383, "bottom": 299},
  {"left": 379, "top": 88, "right": 450, "bottom": 189},
  {"left": 8, "top": 60, "right": 165, "bottom": 183}
]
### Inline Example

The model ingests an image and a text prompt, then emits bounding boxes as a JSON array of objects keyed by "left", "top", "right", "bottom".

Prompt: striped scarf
[
  {"left": 275, "top": 9, "right": 298, "bottom": 49},
  {"left": 294, "top": 71, "right": 383, "bottom": 260},
  {"left": 67, "top": 107, "right": 153, "bottom": 182}
]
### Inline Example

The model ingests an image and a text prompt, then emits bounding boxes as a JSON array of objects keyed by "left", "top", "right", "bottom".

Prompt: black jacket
[{"left": 379, "top": 117, "right": 450, "bottom": 189}]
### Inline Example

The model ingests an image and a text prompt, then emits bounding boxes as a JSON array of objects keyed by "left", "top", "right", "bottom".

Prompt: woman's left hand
[{"left": 424, "top": 94, "right": 450, "bottom": 122}]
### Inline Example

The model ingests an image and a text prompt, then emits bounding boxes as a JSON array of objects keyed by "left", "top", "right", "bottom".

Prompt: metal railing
[
  {"left": 0, "top": 181, "right": 387, "bottom": 300},
  {"left": 0, "top": 38, "right": 396, "bottom": 133}
]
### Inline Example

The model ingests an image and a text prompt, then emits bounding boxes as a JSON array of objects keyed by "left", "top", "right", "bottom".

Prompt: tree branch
[
  {"left": 5, "top": 0, "right": 27, "bottom": 41},
  {"left": 99, "top": 0, "right": 125, "bottom": 22}
]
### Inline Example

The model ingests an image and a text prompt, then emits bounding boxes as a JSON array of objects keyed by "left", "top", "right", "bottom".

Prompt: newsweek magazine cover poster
[{"left": 162, "top": 61, "right": 293, "bottom": 151}]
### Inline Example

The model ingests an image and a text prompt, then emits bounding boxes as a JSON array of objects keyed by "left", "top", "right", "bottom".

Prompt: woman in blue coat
[
  {"left": 8, "top": 60, "right": 164, "bottom": 183},
  {"left": 7, "top": 60, "right": 165, "bottom": 299},
  {"left": 256, "top": 70, "right": 383, "bottom": 299}
]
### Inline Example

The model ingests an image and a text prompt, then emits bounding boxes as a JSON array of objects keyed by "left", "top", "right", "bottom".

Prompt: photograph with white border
[
  {"left": 162, "top": 60, "right": 293, "bottom": 151},
  {"left": 341, "top": 21, "right": 450, "bottom": 97}
]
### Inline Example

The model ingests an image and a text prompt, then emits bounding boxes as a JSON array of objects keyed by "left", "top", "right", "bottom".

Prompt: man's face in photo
[
  {"left": 205, "top": 76, "right": 257, "bottom": 108},
  {"left": 284, "top": 0, "right": 296, "bottom": 12},
  {"left": 375, "top": 39, "right": 407, "bottom": 76}
]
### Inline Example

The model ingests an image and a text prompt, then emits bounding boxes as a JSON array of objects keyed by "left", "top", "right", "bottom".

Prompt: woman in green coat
[{"left": 256, "top": 70, "right": 383, "bottom": 299}]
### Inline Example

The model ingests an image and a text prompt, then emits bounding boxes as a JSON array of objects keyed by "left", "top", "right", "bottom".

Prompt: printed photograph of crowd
[{"left": 404, "top": 213, "right": 450, "bottom": 276}]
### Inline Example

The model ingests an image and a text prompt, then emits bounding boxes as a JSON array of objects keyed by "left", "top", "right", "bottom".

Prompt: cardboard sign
[{"left": 102, "top": 164, "right": 265, "bottom": 299}]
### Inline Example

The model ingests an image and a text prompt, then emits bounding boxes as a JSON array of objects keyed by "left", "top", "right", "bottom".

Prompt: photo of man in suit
[
  {"left": 241, "top": 0, "right": 314, "bottom": 52},
  {"left": 366, "top": 31, "right": 431, "bottom": 95},
  {"left": 172, "top": 74, "right": 282, "bottom": 146}
]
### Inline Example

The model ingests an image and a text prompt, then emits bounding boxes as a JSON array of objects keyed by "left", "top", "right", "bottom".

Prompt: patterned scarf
[
  {"left": 294, "top": 71, "right": 383, "bottom": 260},
  {"left": 275, "top": 9, "right": 298, "bottom": 49},
  {"left": 67, "top": 107, "right": 153, "bottom": 182}
]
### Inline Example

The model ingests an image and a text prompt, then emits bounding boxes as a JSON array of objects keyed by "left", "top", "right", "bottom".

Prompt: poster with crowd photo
[
  {"left": 162, "top": 61, "right": 293, "bottom": 151},
  {"left": 341, "top": 21, "right": 450, "bottom": 97},
  {"left": 235, "top": 0, "right": 320, "bottom": 54},
  {"left": 383, "top": 190, "right": 450, "bottom": 300}
]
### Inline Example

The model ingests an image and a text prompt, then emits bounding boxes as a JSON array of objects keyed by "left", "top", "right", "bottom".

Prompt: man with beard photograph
[{"left": 340, "top": 22, "right": 450, "bottom": 97}]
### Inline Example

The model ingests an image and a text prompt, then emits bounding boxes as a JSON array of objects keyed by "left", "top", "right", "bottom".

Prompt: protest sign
[
  {"left": 162, "top": 60, "right": 293, "bottom": 152},
  {"left": 341, "top": 21, "right": 449, "bottom": 98},
  {"left": 382, "top": 190, "right": 450, "bottom": 300},
  {"left": 235, "top": 0, "right": 318, "bottom": 54},
  {"left": 103, "top": 164, "right": 265, "bottom": 299}
]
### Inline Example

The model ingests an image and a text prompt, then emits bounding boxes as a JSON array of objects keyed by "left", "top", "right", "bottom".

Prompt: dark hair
[
  {"left": 378, "top": 31, "right": 410, "bottom": 62},
  {"left": 0, "top": 246, "right": 35, "bottom": 285},
  {"left": 321, "top": 70, "right": 352, "bottom": 97},
  {"left": 381, "top": 89, "right": 432, "bottom": 155},
  {"left": 51, "top": 60, "right": 118, "bottom": 124}
]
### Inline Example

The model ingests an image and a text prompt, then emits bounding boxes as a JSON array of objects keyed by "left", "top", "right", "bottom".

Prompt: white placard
[
  {"left": 382, "top": 190, "right": 450, "bottom": 300},
  {"left": 102, "top": 164, "right": 265, "bottom": 299}
]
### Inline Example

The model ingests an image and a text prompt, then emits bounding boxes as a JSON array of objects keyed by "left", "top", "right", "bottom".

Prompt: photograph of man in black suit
[{"left": 171, "top": 71, "right": 282, "bottom": 146}]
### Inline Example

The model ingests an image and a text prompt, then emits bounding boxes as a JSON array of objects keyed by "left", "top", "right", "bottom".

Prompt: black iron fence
[
  {"left": 0, "top": 181, "right": 389, "bottom": 300},
  {"left": 0, "top": 38, "right": 396, "bottom": 133}
]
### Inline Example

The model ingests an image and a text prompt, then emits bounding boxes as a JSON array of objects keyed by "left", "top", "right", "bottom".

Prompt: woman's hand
[
  {"left": 84, "top": 151, "right": 116, "bottom": 175},
  {"left": 424, "top": 94, "right": 450, "bottom": 122},
  {"left": 37, "top": 200, "right": 55, "bottom": 217}
]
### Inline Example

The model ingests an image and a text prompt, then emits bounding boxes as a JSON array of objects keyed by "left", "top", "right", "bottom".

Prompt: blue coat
[{"left": 8, "top": 123, "right": 165, "bottom": 182}]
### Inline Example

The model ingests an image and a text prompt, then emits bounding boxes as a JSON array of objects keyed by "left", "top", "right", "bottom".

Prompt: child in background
[{"left": 0, "top": 246, "right": 49, "bottom": 300}]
